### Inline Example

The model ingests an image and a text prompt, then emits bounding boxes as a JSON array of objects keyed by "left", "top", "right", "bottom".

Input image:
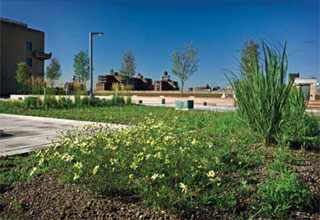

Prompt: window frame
[
  {"left": 26, "top": 42, "right": 32, "bottom": 51},
  {"left": 26, "top": 58, "right": 32, "bottom": 67}
]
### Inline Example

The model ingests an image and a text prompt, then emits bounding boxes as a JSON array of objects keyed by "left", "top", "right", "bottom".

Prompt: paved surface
[
  {"left": 142, "top": 103, "right": 320, "bottom": 114},
  {"left": 0, "top": 114, "right": 125, "bottom": 156},
  {"left": 142, "top": 103, "right": 237, "bottom": 112}
]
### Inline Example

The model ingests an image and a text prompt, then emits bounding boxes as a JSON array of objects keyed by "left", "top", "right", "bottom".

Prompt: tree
[
  {"left": 240, "top": 39, "right": 259, "bottom": 74},
  {"left": 171, "top": 41, "right": 200, "bottom": 95},
  {"left": 16, "top": 62, "right": 32, "bottom": 84},
  {"left": 73, "top": 50, "right": 89, "bottom": 83},
  {"left": 119, "top": 49, "right": 136, "bottom": 81},
  {"left": 46, "top": 57, "right": 62, "bottom": 87}
]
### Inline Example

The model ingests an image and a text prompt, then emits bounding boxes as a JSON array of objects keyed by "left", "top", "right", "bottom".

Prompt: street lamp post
[{"left": 89, "top": 32, "right": 104, "bottom": 98}]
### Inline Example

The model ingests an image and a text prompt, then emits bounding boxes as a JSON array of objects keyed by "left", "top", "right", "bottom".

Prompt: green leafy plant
[
  {"left": 171, "top": 41, "right": 200, "bottom": 95},
  {"left": 15, "top": 62, "right": 32, "bottom": 94},
  {"left": 230, "top": 41, "right": 293, "bottom": 146},
  {"left": 46, "top": 57, "right": 62, "bottom": 88},
  {"left": 280, "top": 87, "right": 320, "bottom": 149},
  {"left": 251, "top": 172, "right": 313, "bottom": 218},
  {"left": 24, "top": 97, "right": 42, "bottom": 109},
  {"left": 57, "top": 98, "right": 74, "bottom": 109},
  {"left": 36, "top": 114, "right": 264, "bottom": 214},
  {"left": 43, "top": 96, "right": 58, "bottom": 109}
]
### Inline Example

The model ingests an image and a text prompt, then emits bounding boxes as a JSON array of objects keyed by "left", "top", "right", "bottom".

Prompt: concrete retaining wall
[{"left": 10, "top": 94, "right": 236, "bottom": 107}]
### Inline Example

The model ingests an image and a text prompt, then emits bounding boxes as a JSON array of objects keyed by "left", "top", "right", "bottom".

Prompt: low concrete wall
[{"left": 10, "top": 94, "right": 235, "bottom": 107}]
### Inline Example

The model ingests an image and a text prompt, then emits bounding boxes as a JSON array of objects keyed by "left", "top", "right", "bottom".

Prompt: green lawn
[{"left": 0, "top": 100, "right": 227, "bottom": 125}]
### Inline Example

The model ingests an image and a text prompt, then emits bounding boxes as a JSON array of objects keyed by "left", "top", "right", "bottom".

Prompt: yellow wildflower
[
  {"left": 73, "top": 173, "right": 80, "bottom": 181},
  {"left": 207, "top": 170, "right": 215, "bottom": 178},
  {"left": 92, "top": 165, "right": 99, "bottom": 175},
  {"left": 151, "top": 173, "right": 159, "bottom": 180},
  {"left": 74, "top": 162, "right": 83, "bottom": 169},
  {"left": 30, "top": 167, "right": 37, "bottom": 176},
  {"left": 179, "top": 183, "right": 188, "bottom": 193}
]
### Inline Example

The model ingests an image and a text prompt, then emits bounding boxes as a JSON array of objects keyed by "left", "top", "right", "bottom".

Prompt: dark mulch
[
  {"left": 291, "top": 150, "right": 320, "bottom": 219},
  {"left": 0, "top": 171, "right": 178, "bottom": 220},
  {"left": 0, "top": 171, "right": 225, "bottom": 220}
]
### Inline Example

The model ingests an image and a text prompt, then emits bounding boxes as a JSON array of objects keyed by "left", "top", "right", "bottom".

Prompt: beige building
[
  {"left": 289, "top": 73, "right": 318, "bottom": 101},
  {"left": 0, "top": 17, "right": 51, "bottom": 96}
]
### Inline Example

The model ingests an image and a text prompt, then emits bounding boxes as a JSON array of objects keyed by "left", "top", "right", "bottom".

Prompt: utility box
[{"left": 175, "top": 100, "right": 194, "bottom": 110}]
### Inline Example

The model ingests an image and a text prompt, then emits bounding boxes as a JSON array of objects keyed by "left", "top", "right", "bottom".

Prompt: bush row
[{"left": 24, "top": 95, "right": 131, "bottom": 109}]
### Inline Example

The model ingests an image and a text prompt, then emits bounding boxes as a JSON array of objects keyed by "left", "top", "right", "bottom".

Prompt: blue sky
[{"left": 1, "top": 0, "right": 319, "bottom": 88}]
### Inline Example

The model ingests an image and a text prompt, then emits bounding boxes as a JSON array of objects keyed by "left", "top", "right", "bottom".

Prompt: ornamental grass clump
[{"left": 231, "top": 41, "right": 294, "bottom": 146}]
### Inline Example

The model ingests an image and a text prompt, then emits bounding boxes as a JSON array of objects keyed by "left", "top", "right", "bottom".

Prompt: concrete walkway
[
  {"left": 142, "top": 103, "right": 320, "bottom": 114},
  {"left": 0, "top": 114, "right": 125, "bottom": 156}
]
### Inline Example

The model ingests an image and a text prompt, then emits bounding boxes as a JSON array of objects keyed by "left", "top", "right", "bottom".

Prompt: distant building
[
  {"left": 289, "top": 73, "right": 318, "bottom": 101},
  {"left": 96, "top": 69, "right": 153, "bottom": 91},
  {"left": 154, "top": 71, "right": 179, "bottom": 91},
  {"left": 195, "top": 84, "right": 211, "bottom": 92},
  {"left": 65, "top": 76, "right": 86, "bottom": 94},
  {"left": 0, "top": 17, "right": 51, "bottom": 96}
]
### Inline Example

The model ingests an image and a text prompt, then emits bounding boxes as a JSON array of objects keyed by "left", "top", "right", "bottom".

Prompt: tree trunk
[{"left": 181, "top": 82, "right": 184, "bottom": 97}]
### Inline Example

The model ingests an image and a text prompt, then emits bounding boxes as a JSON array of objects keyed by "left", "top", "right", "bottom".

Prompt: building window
[
  {"left": 26, "top": 58, "right": 32, "bottom": 67},
  {"left": 26, "top": 42, "right": 32, "bottom": 51}
]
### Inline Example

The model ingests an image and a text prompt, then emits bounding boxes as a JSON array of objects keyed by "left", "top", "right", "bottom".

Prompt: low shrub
[
  {"left": 280, "top": 88, "right": 320, "bottom": 149},
  {"left": 250, "top": 171, "right": 313, "bottom": 219},
  {"left": 80, "top": 97, "right": 90, "bottom": 107},
  {"left": 57, "top": 98, "right": 74, "bottom": 109},
  {"left": 43, "top": 96, "right": 58, "bottom": 109},
  {"left": 24, "top": 97, "right": 42, "bottom": 109},
  {"left": 88, "top": 98, "right": 102, "bottom": 107},
  {"left": 126, "top": 95, "right": 132, "bottom": 105},
  {"left": 75, "top": 96, "right": 82, "bottom": 107},
  {"left": 112, "top": 89, "right": 125, "bottom": 105}
]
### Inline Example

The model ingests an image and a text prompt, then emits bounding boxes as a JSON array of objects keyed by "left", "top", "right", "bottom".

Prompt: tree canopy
[
  {"left": 73, "top": 51, "right": 89, "bottom": 83},
  {"left": 171, "top": 41, "right": 200, "bottom": 94},
  {"left": 240, "top": 39, "right": 260, "bottom": 75},
  {"left": 16, "top": 62, "right": 32, "bottom": 84},
  {"left": 119, "top": 49, "right": 136, "bottom": 80},
  {"left": 46, "top": 57, "right": 62, "bottom": 87}
]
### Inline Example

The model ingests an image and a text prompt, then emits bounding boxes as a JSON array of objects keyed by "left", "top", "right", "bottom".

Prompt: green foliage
[
  {"left": 26, "top": 76, "right": 45, "bottom": 95},
  {"left": 24, "top": 97, "right": 42, "bottom": 109},
  {"left": 111, "top": 88, "right": 125, "bottom": 105},
  {"left": 57, "top": 97, "right": 74, "bottom": 109},
  {"left": 73, "top": 51, "right": 89, "bottom": 83},
  {"left": 38, "top": 116, "right": 255, "bottom": 213},
  {"left": 280, "top": 87, "right": 320, "bottom": 149},
  {"left": 240, "top": 39, "right": 260, "bottom": 75},
  {"left": 171, "top": 41, "right": 200, "bottom": 94},
  {"left": 15, "top": 62, "right": 32, "bottom": 93},
  {"left": 251, "top": 172, "right": 313, "bottom": 218},
  {"left": 119, "top": 49, "right": 136, "bottom": 79},
  {"left": 0, "top": 153, "right": 51, "bottom": 193},
  {"left": 0, "top": 103, "right": 318, "bottom": 218},
  {"left": 126, "top": 95, "right": 132, "bottom": 105},
  {"left": 46, "top": 58, "right": 62, "bottom": 87},
  {"left": 43, "top": 96, "right": 58, "bottom": 109},
  {"left": 230, "top": 41, "right": 293, "bottom": 146}
]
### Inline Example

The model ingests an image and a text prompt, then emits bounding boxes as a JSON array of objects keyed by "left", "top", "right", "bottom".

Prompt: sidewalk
[
  {"left": 0, "top": 114, "right": 126, "bottom": 156},
  {"left": 141, "top": 103, "right": 320, "bottom": 114}
]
